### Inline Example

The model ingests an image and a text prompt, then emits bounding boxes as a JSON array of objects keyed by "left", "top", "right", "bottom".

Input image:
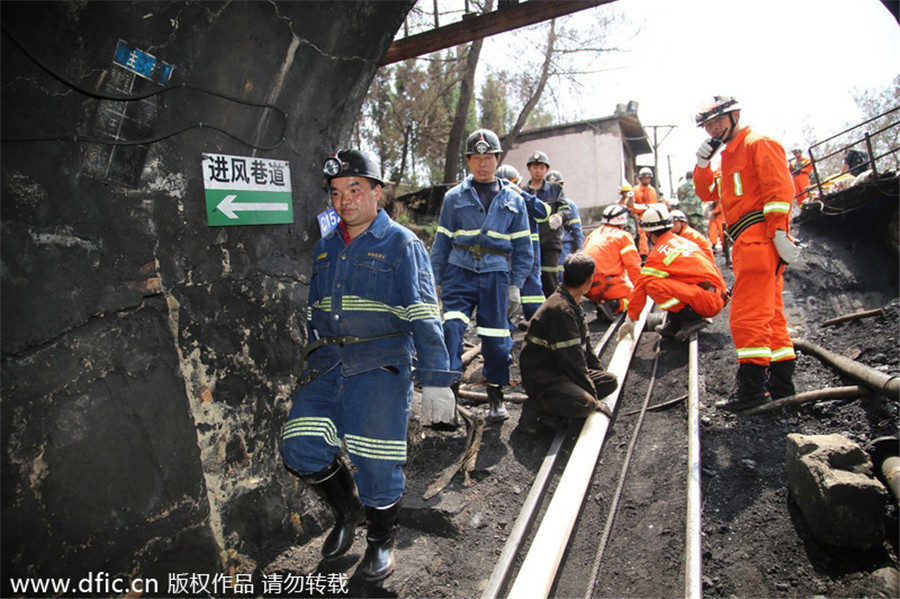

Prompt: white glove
[
  {"left": 696, "top": 138, "right": 722, "bottom": 169},
  {"left": 617, "top": 319, "right": 635, "bottom": 342},
  {"left": 508, "top": 285, "right": 522, "bottom": 318},
  {"left": 421, "top": 387, "right": 456, "bottom": 426},
  {"left": 773, "top": 230, "right": 801, "bottom": 264},
  {"left": 548, "top": 213, "right": 563, "bottom": 230}
]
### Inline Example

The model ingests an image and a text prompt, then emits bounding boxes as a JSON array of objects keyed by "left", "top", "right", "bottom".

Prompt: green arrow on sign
[{"left": 205, "top": 190, "right": 294, "bottom": 226}]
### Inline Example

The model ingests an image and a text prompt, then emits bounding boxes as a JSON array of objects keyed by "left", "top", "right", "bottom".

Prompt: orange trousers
[
  {"left": 644, "top": 279, "right": 726, "bottom": 318},
  {"left": 586, "top": 275, "right": 631, "bottom": 310},
  {"left": 708, "top": 214, "right": 725, "bottom": 248},
  {"left": 729, "top": 239, "right": 794, "bottom": 366}
]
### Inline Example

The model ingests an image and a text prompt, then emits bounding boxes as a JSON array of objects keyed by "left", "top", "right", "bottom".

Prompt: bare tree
[{"left": 443, "top": 0, "right": 494, "bottom": 184}]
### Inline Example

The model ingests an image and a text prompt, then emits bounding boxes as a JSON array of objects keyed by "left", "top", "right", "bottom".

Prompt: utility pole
[
  {"left": 643, "top": 124, "right": 677, "bottom": 194},
  {"left": 666, "top": 154, "right": 674, "bottom": 198}
]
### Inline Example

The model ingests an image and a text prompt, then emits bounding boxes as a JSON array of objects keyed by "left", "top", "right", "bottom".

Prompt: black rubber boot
[
  {"left": 655, "top": 310, "right": 682, "bottom": 339},
  {"left": 767, "top": 359, "right": 796, "bottom": 399},
  {"left": 486, "top": 383, "right": 509, "bottom": 422},
  {"left": 302, "top": 459, "right": 366, "bottom": 561},
  {"left": 673, "top": 306, "right": 711, "bottom": 341},
  {"left": 357, "top": 502, "right": 401, "bottom": 582},
  {"left": 718, "top": 363, "right": 771, "bottom": 411}
]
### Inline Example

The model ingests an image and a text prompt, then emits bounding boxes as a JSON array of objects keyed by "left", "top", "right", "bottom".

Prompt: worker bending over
[
  {"left": 618, "top": 206, "right": 729, "bottom": 343},
  {"left": 582, "top": 204, "right": 642, "bottom": 321}
]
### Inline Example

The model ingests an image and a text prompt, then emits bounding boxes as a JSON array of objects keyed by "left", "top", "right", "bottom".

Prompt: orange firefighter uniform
[
  {"left": 582, "top": 224, "right": 642, "bottom": 311},
  {"left": 693, "top": 126, "right": 795, "bottom": 367},
  {"left": 695, "top": 170, "right": 726, "bottom": 250},
  {"left": 789, "top": 154, "right": 812, "bottom": 205},
  {"left": 626, "top": 230, "right": 728, "bottom": 322},
  {"left": 629, "top": 183, "right": 659, "bottom": 257},
  {"left": 675, "top": 222, "right": 715, "bottom": 263}
]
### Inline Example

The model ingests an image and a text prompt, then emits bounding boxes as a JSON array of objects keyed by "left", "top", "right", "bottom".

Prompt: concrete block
[{"left": 786, "top": 433, "right": 889, "bottom": 549}]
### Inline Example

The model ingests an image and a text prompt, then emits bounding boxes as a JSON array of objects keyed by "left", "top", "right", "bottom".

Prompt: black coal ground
[{"left": 266, "top": 205, "right": 899, "bottom": 599}]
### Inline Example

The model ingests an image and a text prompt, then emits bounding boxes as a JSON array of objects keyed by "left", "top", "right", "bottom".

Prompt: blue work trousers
[
  {"left": 441, "top": 265, "right": 513, "bottom": 385},
  {"left": 280, "top": 363, "right": 412, "bottom": 507}
]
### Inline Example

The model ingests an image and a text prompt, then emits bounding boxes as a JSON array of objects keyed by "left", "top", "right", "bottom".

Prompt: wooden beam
[{"left": 380, "top": 0, "right": 615, "bottom": 66}]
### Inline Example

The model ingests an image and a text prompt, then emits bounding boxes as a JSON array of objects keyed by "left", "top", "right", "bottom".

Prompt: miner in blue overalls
[
  {"left": 495, "top": 163, "right": 548, "bottom": 325},
  {"left": 281, "top": 149, "right": 455, "bottom": 582},
  {"left": 431, "top": 129, "right": 534, "bottom": 422}
]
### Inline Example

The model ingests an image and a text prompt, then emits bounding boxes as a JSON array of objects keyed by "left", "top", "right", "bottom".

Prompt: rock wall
[{"left": 0, "top": 0, "right": 413, "bottom": 589}]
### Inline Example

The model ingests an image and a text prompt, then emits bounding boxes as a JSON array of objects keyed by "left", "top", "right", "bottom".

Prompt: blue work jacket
[
  {"left": 306, "top": 209, "right": 456, "bottom": 386},
  {"left": 430, "top": 176, "right": 533, "bottom": 289}
]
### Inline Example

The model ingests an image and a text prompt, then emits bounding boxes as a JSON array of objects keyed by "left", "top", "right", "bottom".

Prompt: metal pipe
[
  {"left": 506, "top": 301, "right": 654, "bottom": 598},
  {"left": 684, "top": 335, "right": 702, "bottom": 599},
  {"left": 881, "top": 455, "right": 900, "bottom": 504},
  {"left": 481, "top": 430, "right": 566, "bottom": 599},
  {"left": 793, "top": 338, "right": 900, "bottom": 401}
]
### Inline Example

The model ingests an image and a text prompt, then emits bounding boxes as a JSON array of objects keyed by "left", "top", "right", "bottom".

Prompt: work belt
[
  {"left": 300, "top": 331, "right": 404, "bottom": 361},
  {"left": 725, "top": 209, "right": 764, "bottom": 243},
  {"left": 453, "top": 243, "right": 509, "bottom": 260}
]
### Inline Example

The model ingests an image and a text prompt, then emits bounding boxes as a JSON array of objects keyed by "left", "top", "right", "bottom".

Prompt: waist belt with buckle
[
  {"left": 300, "top": 331, "right": 404, "bottom": 361},
  {"left": 453, "top": 243, "right": 509, "bottom": 260},
  {"left": 726, "top": 209, "right": 764, "bottom": 242}
]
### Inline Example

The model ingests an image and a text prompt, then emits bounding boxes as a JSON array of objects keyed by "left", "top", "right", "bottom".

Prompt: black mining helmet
[
  {"left": 323, "top": 149, "right": 384, "bottom": 186},
  {"left": 465, "top": 129, "right": 502, "bottom": 155}
]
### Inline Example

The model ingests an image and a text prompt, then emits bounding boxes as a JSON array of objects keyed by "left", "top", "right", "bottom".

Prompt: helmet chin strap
[{"left": 718, "top": 112, "right": 738, "bottom": 143}]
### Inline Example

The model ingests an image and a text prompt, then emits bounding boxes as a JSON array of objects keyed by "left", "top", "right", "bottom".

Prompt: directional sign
[{"left": 202, "top": 153, "right": 294, "bottom": 226}]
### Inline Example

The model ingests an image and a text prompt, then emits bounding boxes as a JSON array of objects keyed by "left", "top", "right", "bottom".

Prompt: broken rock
[{"left": 785, "top": 433, "right": 889, "bottom": 549}]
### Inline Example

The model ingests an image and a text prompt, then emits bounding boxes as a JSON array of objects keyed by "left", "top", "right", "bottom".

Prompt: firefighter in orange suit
[
  {"left": 582, "top": 204, "right": 642, "bottom": 321},
  {"left": 789, "top": 147, "right": 813, "bottom": 205},
  {"left": 617, "top": 206, "right": 729, "bottom": 343},
  {"left": 670, "top": 209, "right": 715, "bottom": 263},
  {"left": 695, "top": 169, "right": 730, "bottom": 267},
  {"left": 627, "top": 167, "right": 659, "bottom": 259},
  {"left": 692, "top": 95, "right": 801, "bottom": 411}
]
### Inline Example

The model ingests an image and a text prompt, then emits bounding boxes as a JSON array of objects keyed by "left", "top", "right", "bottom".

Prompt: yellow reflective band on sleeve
[
  {"left": 662, "top": 247, "right": 685, "bottom": 266},
  {"left": 641, "top": 266, "right": 669, "bottom": 278},
  {"left": 345, "top": 434, "right": 407, "bottom": 461},
  {"left": 763, "top": 202, "right": 791, "bottom": 215},
  {"left": 567, "top": 217, "right": 581, "bottom": 225},
  {"left": 453, "top": 228, "right": 483, "bottom": 238},
  {"left": 521, "top": 294, "right": 546, "bottom": 304},
  {"left": 406, "top": 302, "right": 442, "bottom": 321},
  {"left": 476, "top": 326, "right": 512, "bottom": 338},
  {"left": 541, "top": 265, "right": 559, "bottom": 273},
  {"left": 526, "top": 334, "right": 581, "bottom": 350},
  {"left": 659, "top": 298, "right": 681, "bottom": 310},
  {"left": 736, "top": 346, "right": 772, "bottom": 360},
  {"left": 509, "top": 228, "right": 532, "bottom": 240},
  {"left": 283, "top": 417, "right": 341, "bottom": 447},
  {"left": 436, "top": 226, "right": 453, "bottom": 238},
  {"left": 443, "top": 311, "right": 471, "bottom": 324},
  {"left": 771, "top": 346, "right": 796, "bottom": 361},
  {"left": 733, "top": 172, "right": 743, "bottom": 196},
  {"left": 621, "top": 245, "right": 638, "bottom": 255},
  {"left": 485, "top": 230, "right": 512, "bottom": 242},
  {"left": 531, "top": 232, "right": 540, "bottom": 242}
]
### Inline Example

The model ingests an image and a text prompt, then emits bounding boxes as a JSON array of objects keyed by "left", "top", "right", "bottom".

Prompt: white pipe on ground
[
  {"left": 506, "top": 301, "right": 654, "bottom": 598},
  {"left": 684, "top": 334, "right": 702, "bottom": 599}
]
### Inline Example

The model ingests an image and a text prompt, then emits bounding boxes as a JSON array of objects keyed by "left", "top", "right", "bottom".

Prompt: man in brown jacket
[{"left": 518, "top": 252, "right": 618, "bottom": 434}]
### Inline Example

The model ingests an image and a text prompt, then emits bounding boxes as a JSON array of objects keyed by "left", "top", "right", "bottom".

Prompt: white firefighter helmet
[
  {"left": 641, "top": 205, "right": 672, "bottom": 232},
  {"left": 602, "top": 204, "right": 629, "bottom": 227}
]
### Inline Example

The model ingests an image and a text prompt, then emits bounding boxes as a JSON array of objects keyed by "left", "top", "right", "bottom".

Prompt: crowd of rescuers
[{"left": 279, "top": 93, "right": 801, "bottom": 581}]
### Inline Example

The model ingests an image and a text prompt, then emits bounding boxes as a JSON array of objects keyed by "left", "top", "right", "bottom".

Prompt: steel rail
[
  {"left": 481, "top": 314, "right": 625, "bottom": 599},
  {"left": 506, "top": 301, "right": 655, "bottom": 598}
]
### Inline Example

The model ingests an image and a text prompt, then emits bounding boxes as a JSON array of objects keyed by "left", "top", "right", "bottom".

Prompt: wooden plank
[{"left": 381, "top": 0, "right": 614, "bottom": 65}]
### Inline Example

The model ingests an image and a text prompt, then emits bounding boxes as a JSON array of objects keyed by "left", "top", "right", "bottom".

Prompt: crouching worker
[
  {"left": 582, "top": 204, "right": 643, "bottom": 321},
  {"left": 618, "top": 206, "right": 729, "bottom": 343},
  {"left": 281, "top": 149, "right": 456, "bottom": 582},
  {"left": 518, "top": 252, "right": 619, "bottom": 434}
]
